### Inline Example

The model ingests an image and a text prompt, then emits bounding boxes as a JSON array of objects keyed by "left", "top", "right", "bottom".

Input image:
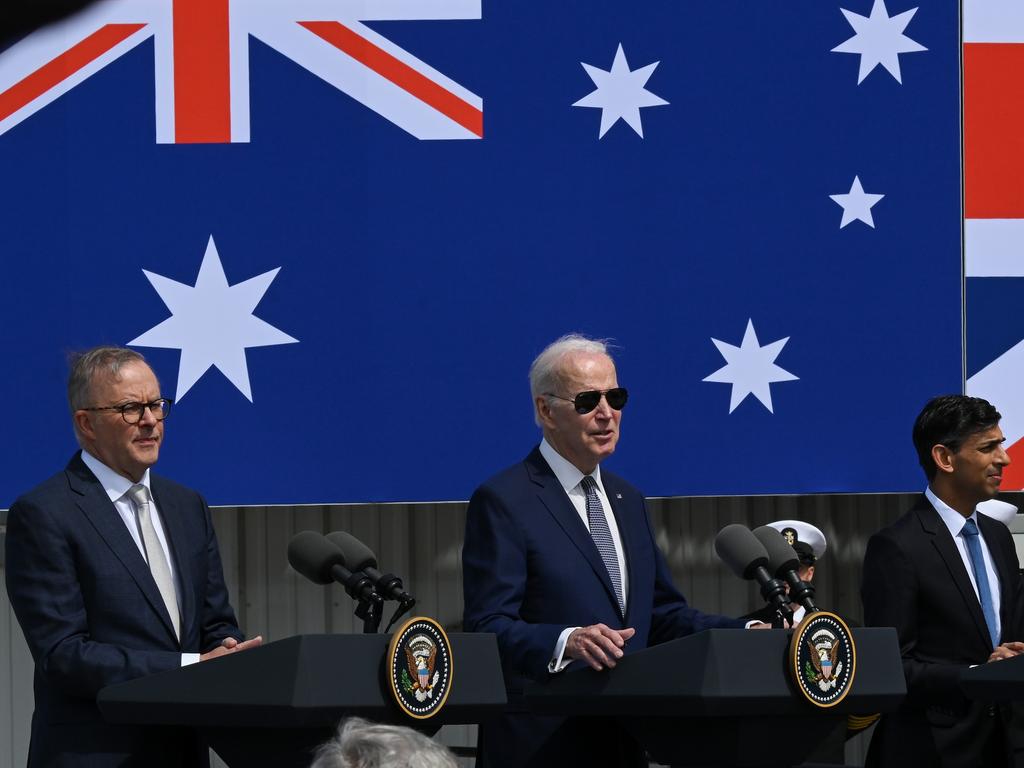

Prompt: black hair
[{"left": 912, "top": 395, "right": 1001, "bottom": 480}]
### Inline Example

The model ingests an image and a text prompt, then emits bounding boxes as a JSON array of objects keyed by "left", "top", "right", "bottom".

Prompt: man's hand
[
  {"left": 565, "top": 624, "right": 635, "bottom": 671},
  {"left": 988, "top": 641, "right": 1024, "bottom": 663},
  {"left": 200, "top": 635, "right": 263, "bottom": 662}
]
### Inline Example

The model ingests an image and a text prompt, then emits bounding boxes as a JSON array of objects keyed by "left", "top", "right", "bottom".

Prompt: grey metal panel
[{"left": 1, "top": 561, "right": 14, "bottom": 768}]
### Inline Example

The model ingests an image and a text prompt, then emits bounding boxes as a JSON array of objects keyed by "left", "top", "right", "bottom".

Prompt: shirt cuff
[
  {"left": 744, "top": 620, "right": 764, "bottom": 628},
  {"left": 181, "top": 653, "right": 201, "bottom": 667},
  {"left": 548, "top": 627, "right": 580, "bottom": 673}
]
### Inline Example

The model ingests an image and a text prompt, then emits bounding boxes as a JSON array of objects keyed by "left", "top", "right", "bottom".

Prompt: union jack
[{"left": 0, "top": 0, "right": 483, "bottom": 144}]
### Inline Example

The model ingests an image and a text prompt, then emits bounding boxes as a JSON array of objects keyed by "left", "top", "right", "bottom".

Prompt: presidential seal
[
  {"left": 789, "top": 611, "right": 856, "bottom": 708},
  {"left": 386, "top": 616, "right": 454, "bottom": 719}
]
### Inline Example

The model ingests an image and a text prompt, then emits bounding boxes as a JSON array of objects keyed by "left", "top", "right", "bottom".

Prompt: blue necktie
[
  {"left": 581, "top": 475, "right": 625, "bottom": 615},
  {"left": 962, "top": 517, "right": 999, "bottom": 649}
]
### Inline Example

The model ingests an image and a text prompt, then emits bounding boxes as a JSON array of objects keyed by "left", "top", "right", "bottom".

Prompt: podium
[
  {"left": 962, "top": 652, "right": 1024, "bottom": 701},
  {"left": 98, "top": 633, "right": 505, "bottom": 768},
  {"left": 525, "top": 628, "right": 905, "bottom": 767}
]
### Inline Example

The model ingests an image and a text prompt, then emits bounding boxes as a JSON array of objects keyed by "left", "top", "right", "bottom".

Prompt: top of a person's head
[
  {"left": 67, "top": 346, "right": 149, "bottom": 445},
  {"left": 310, "top": 718, "right": 457, "bottom": 768},
  {"left": 913, "top": 394, "right": 1001, "bottom": 481},
  {"left": 528, "top": 334, "right": 613, "bottom": 426}
]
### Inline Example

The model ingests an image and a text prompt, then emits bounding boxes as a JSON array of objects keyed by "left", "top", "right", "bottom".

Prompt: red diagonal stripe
[
  {"left": 173, "top": 0, "right": 231, "bottom": 143},
  {"left": 0, "top": 23, "right": 146, "bottom": 124},
  {"left": 300, "top": 21, "right": 483, "bottom": 138},
  {"left": 964, "top": 43, "right": 1024, "bottom": 218},
  {"left": 1002, "top": 438, "right": 1024, "bottom": 491}
]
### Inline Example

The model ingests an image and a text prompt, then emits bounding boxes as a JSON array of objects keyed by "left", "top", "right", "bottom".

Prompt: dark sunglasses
[{"left": 545, "top": 387, "right": 628, "bottom": 414}]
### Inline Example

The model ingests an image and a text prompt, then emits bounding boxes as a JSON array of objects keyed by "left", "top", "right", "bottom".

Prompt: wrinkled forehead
[{"left": 89, "top": 361, "right": 160, "bottom": 400}]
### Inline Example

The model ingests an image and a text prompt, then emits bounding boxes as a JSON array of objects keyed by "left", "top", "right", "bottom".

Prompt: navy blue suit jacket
[
  {"left": 5, "top": 453, "right": 243, "bottom": 767},
  {"left": 862, "top": 495, "right": 1024, "bottom": 768},
  {"left": 463, "top": 447, "right": 742, "bottom": 767}
]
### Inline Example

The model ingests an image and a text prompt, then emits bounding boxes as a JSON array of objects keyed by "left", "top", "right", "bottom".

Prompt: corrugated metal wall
[{"left": 2, "top": 491, "right": 989, "bottom": 768}]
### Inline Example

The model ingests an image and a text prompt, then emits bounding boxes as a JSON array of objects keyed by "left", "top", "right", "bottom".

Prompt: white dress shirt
[
  {"left": 538, "top": 439, "right": 629, "bottom": 673},
  {"left": 925, "top": 486, "right": 1002, "bottom": 642},
  {"left": 80, "top": 451, "right": 199, "bottom": 665}
]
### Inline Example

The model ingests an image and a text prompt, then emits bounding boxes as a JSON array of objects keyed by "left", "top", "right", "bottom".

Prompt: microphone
[
  {"left": 752, "top": 525, "right": 818, "bottom": 614},
  {"left": 326, "top": 531, "right": 416, "bottom": 607},
  {"left": 287, "top": 531, "right": 379, "bottom": 604},
  {"left": 714, "top": 524, "right": 792, "bottom": 624}
]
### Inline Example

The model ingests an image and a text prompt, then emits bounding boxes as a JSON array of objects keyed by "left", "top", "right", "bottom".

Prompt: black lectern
[
  {"left": 962, "top": 651, "right": 1024, "bottom": 701},
  {"left": 98, "top": 633, "right": 505, "bottom": 768},
  {"left": 525, "top": 628, "right": 905, "bottom": 767}
]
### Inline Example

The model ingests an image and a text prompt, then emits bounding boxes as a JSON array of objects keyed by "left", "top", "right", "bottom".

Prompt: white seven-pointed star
[
  {"left": 832, "top": 0, "right": 927, "bottom": 84},
  {"left": 830, "top": 176, "right": 885, "bottom": 228},
  {"left": 573, "top": 43, "right": 668, "bottom": 138},
  {"left": 129, "top": 235, "right": 298, "bottom": 402},
  {"left": 703, "top": 319, "right": 798, "bottom": 414}
]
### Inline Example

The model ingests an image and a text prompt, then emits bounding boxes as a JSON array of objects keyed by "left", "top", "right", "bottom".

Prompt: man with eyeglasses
[
  {"left": 463, "top": 334, "right": 747, "bottom": 768},
  {"left": 5, "top": 346, "right": 259, "bottom": 767}
]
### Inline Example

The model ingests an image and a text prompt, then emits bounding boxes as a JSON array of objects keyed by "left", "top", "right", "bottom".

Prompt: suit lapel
[
  {"left": 525, "top": 448, "right": 622, "bottom": 614},
  {"left": 67, "top": 454, "right": 180, "bottom": 645},
  {"left": 151, "top": 477, "right": 194, "bottom": 643},
  {"left": 916, "top": 497, "right": 992, "bottom": 649}
]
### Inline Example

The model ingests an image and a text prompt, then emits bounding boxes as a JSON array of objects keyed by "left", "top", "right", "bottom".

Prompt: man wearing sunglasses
[
  {"left": 5, "top": 346, "right": 259, "bottom": 767},
  {"left": 463, "top": 334, "right": 746, "bottom": 768}
]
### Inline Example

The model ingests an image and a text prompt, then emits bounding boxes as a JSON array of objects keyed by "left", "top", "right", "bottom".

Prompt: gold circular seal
[
  {"left": 386, "top": 616, "right": 454, "bottom": 719},
  {"left": 788, "top": 610, "right": 856, "bottom": 708}
]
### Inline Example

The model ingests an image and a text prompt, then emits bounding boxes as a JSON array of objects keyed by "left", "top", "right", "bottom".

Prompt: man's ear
[
  {"left": 536, "top": 395, "right": 555, "bottom": 429},
  {"left": 931, "top": 444, "right": 956, "bottom": 475},
  {"left": 74, "top": 411, "right": 96, "bottom": 443}
]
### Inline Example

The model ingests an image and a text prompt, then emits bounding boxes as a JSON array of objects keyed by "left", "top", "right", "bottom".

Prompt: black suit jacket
[
  {"left": 861, "top": 494, "right": 1024, "bottom": 768},
  {"left": 463, "top": 447, "right": 742, "bottom": 768},
  {"left": 4, "top": 453, "right": 243, "bottom": 767}
]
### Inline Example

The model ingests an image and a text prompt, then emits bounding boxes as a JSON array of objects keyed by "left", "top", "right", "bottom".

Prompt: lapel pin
[{"left": 616, "top": 493, "right": 622, "bottom": 499}]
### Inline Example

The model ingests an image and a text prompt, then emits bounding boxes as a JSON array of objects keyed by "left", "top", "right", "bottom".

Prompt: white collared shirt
[
  {"left": 539, "top": 439, "right": 629, "bottom": 673},
  {"left": 80, "top": 451, "right": 198, "bottom": 664},
  {"left": 925, "top": 486, "right": 1002, "bottom": 643}
]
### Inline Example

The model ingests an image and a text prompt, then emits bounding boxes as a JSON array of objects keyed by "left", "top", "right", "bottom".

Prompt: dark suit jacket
[
  {"left": 861, "top": 494, "right": 1024, "bottom": 768},
  {"left": 4, "top": 452, "right": 243, "bottom": 767},
  {"left": 462, "top": 447, "right": 743, "bottom": 768}
]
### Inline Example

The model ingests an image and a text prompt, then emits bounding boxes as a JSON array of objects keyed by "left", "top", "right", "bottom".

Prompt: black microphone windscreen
[
  {"left": 752, "top": 526, "right": 801, "bottom": 575},
  {"left": 288, "top": 531, "right": 345, "bottom": 585},
  {"left": 714, "top": 524, "right": 769, "bottom": 581},
  {"left": 326, "top": 531, "right": 378, "bottom": 572}
]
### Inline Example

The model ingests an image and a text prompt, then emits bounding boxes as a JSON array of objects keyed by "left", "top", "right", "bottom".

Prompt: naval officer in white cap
[{"left": 741, "top": 519, "right": 826, "bottom": 627}]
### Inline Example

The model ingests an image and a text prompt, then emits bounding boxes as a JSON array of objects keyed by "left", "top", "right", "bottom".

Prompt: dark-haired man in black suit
[{"left": 862, "top": 394, "right": 1024, "bottom": 768}]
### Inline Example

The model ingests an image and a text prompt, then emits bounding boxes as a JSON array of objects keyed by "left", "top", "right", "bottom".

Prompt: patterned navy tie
[
  {"left": 581, "top": 475, "right": 625, "bottom": 615},
  {"left": 962, "top": 517, "right": 999, "bottom": 649}
]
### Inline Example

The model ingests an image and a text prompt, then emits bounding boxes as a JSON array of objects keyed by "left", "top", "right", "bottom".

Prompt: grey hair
[
  {"left": 528, "top": 334, "right": 614, "bottom": 426},
  {"left": 67, "top": 346, "right": 149, "bottom": 444},
  {"left": 310, "top": 718, "right": 457, "bottom": 768}
]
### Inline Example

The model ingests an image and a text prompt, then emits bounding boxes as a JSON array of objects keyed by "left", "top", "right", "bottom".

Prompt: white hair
[
  {"left": 528, "top": 334, "right": 614, "bottom": 426},
  {"left": 310, "top": 718, "right": 457, "bottom": 768}
]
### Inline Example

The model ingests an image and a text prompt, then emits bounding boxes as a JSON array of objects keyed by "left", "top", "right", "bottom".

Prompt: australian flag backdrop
[{"left": 0, "top": 0, "right": 967, "bottom": 505}]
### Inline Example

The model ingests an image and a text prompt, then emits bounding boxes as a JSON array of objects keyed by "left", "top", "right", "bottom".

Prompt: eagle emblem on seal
[
  {"left": 403, "top": 633, "right": 441, "bottom": 702},
  {"left": 805, "top": 630, "right": 844, "bottom": 692}
]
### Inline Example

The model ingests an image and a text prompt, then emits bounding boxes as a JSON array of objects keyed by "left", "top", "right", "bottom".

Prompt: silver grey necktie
[{"left": 127, "top": 484, "right": 180, "bottom": 640}]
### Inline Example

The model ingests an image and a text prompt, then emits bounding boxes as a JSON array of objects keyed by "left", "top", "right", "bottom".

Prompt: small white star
[
  {"left": 129, "top": 235, "right": 298, "bottom": 402},
  {"left": 830, "top": 176, "right": 885, "bottom": 228},
  {"left": 703, "top": 319, "right": 798, "bottom": 414},
  {"left": 832, "top": 0, "right": 927, "bottom": 84},
  {"left": 573, "top": 43, "right": 668, "bottom": 138}
]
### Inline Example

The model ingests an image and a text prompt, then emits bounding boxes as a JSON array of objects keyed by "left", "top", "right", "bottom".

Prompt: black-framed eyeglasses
[
  {"left": 81, "top": 398, "right": 173, "bottom": 424},
  {"left": 545, "top": 387, "right": 628, "bottom": 414}
]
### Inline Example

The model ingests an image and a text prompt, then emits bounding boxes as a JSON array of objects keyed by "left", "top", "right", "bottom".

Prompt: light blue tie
[
  {"left": 962, "top": 518, "right": 999, "bottom": 649},
  {"left": 581, "top": 475, "right": 625, "bottom": 615}
]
